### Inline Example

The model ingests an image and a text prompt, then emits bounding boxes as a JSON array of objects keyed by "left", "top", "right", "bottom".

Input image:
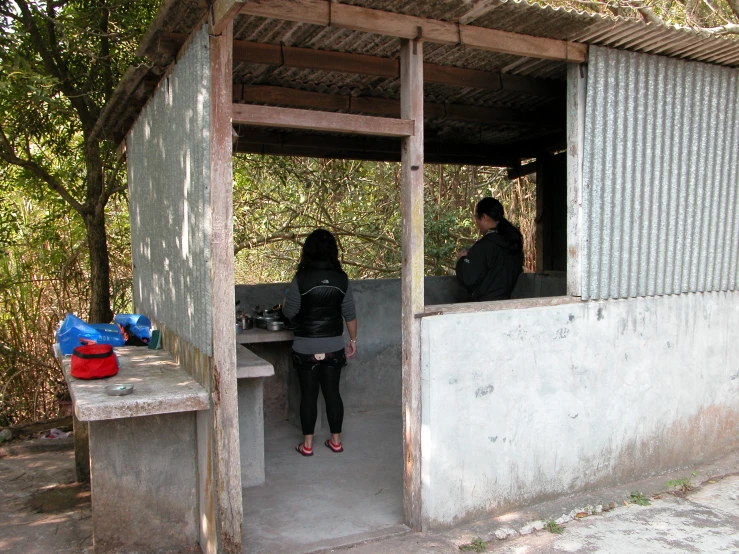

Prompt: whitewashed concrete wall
[
  {"left": 420, "top": 292, "right": 739, "bottom": 529},
  {"left": 127, "top": 25, "right": 212, "bottom": 355}
]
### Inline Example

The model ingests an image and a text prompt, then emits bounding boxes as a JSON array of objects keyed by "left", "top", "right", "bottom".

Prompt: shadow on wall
[{"left": 236, "top": 273, "right": 566, "bottom": 413}]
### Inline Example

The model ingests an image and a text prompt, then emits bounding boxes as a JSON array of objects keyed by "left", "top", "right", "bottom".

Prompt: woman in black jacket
[
  {"left": 282, "top": 229, "right": 358, "bottom": 456},
  {"left": 456, "top": 197, "right": 524, "bottom": 302}
]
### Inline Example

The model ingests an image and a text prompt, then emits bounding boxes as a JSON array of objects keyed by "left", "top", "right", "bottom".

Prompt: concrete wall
[
  {"left": 420, "top": 291, "right": 739, "bottom": 529},
  {"left": 236, "top": 273, "right": 565, "bottom": 416}
]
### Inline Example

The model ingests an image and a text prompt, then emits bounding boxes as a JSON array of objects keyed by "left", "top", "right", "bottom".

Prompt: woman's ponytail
[{"left": 475, "top": 197, "right": 522, "bottom": 244}]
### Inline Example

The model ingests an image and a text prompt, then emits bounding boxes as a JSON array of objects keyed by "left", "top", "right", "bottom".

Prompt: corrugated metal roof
[{"left": 99, "top": 0, "right": 739, "bottom": 156}]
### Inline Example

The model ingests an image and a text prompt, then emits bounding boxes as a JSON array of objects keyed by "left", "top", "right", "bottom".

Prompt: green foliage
[
  {"left": 667, "top": 472, "right": 696, "bottom": 493},
  {"left": 232, "top": 156, "right": 536, "bottom": 284},
  {"left": 629, "top": 491, "right": 651, "bottom": 506},
  {"left": 546, "top": 519, "right": 565, "bottom": 534},
  {"left": 0, "top": 0, "right": 160, "bottom": 424},
  {"left": 536, "top": 0, "right": 739, "bottom": 30},
  {"left": 459, "top": 537, "right": 487, "bottom": 552}
]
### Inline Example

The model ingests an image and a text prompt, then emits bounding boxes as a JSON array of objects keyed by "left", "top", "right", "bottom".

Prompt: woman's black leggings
[{"left": 293, "top": 351, "right": 345, "bottom": 435}]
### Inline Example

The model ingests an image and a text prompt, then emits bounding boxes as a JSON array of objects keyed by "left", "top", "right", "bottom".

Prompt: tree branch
[
  {"left": 14, "top": 0, "right": 96, "bottom": 129},
  {"left": 103, "top": 158, "right": 124, "bottom": 200},
  {"left": 0, "top": 125, "right": 84, "bottom": 214},
  {"left": 703, "top": 22, "right": 739, "bottom": 34},
  {"left": 627, "top": 0, "right": 664, "bottom": 25},
  {"left": 728, "top": 0, "right": 739, "bottom": 19}
]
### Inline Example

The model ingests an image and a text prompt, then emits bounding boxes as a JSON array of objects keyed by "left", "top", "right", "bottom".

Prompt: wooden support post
[
  {"left": 209, "top": 22, "right": 243, "bottom": 554},
  {"left": 211, "top": 0, "right": 247, "bottom": 35},
  {"left": 400, "top": 36, "right": 424, "bottom": 532},
  {"left": 566, "top": 63, "right": 586, "bottom": 297}
]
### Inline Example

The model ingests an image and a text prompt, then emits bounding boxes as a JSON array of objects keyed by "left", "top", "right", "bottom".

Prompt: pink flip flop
[
  {"left": 296, "top": 443, "right": 313, "bottom": 456},
  {"left": 324, "top": 439, "right": 343, "bottom": 453}
]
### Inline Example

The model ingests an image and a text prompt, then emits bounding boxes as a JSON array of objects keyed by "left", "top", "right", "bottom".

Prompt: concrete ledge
[
  {"left": 237, "top": 344, "right": 274, "bottom": 378},
  {"left": 423, "top": 295, "right": 580, "bottom": 317},
  {"left": 236, "top": 328, "right": 294, "bottom": 344},
  {"left": 60, "top": 347, "right": 209, "bottom": 421}
]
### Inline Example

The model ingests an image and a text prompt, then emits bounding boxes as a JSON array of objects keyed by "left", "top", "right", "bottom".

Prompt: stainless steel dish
[
  {"left": 266, "top": 320, "right": 285, "bottom": 332},
  {"left": 105, "top": 384, "right": 134, "bottom": 396}
]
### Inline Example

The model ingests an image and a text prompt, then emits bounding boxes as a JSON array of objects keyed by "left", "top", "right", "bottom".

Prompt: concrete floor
[
  {"left": 242, "top": 407, "right": 405, "bottom": 553},
  {"left": 2, "top": 429, "right": 737, "bottom": 553}
]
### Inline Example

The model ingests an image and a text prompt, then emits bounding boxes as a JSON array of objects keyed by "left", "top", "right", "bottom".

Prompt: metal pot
[
  {"left": 266, "top": 320, "right": 285, "bottom": 332},
  {"left": 253, "top": 314, "right": 278, "bottom": 329},
  {"left": 241, "top": 314, "right": 253, "bottom": 330}
]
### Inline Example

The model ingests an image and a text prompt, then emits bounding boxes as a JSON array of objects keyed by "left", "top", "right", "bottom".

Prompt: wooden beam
[
  {"left": 208, "top": 22, "right": 243, "bottom": 553},
  {"left": 160, "top": 34, "right": 564, "bottom": 98},
  {"left": 211, "top": 0, "right": 246, "bottom": 35},
  {"left": 232, "top": 104, "right": 414, "bottom": 137},
  {"left": 233, "top": 131, "right": 520, "bottom": 165},
  {"left": 239, "top": 0, "right": 587, "bottom": 63},
  {"left": 233, "top": 128, "right": 558, "bottom": 161},
  {"left": 240, "top": 0, "right": 330, "bottom": 26},
  {"left": 399, "top": 36, "right": 424, "bottom": 532},
  {"left": 283, "top": 44, "right": 398, "bottom": 78},
  {"left": 233, "top": 85, "right": 564, "bottom": 129},
  {"left": 235, "top": 143, "right": 517, "bottom": 165},
  {"left": 507, "top": 160, "right": 537, "bottom": 179}
]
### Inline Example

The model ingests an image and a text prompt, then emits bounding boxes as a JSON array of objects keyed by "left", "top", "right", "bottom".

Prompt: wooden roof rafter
[
  {"left": 158, "top": 34, "right": 565, "bottom": 98},
  {"left": 233, "top": 85, "right": 563, "bottom": 129},
  {"left": 238, "top": 0, "right": 588, "bottom": 63}
]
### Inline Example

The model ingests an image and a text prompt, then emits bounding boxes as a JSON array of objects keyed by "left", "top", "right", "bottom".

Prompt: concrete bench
[
  {"left": 236, "top": 345, "right": 274, "bottom": 487},
  {"left": 60, "top": 347, "right": 209, "bottom": 552}
]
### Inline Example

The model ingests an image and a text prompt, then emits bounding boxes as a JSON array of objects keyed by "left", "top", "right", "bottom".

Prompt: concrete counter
[
  {"left": 236, "top": 327, "right": 294, "bottom": 344},
  {"left": 237, "top": 344, "right": 275, "bottom": 378},
  {"left": 59, "top": 346, "right": 204, "bottom": 552},
  {"left": 60, "top": 347, "right": 209, "bottom": 421}
]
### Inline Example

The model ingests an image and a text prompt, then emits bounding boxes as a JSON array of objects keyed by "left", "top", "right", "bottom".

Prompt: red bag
[{"left": 71, "top": 344, "right": 119, "bottom": 379}]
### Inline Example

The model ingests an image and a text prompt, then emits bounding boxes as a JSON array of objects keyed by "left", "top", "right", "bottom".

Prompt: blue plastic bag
[
  {"left": 56, "top": 314, "right": 126, "bottom": 355},
  {"left": 114, "top": 314, "right": 151, "bottom": 342}
]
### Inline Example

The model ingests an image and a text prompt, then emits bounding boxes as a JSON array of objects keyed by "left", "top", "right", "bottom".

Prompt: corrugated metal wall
[
  {"left": 127, "top": 25, "right": 213, "bottom": 355},
  {"left": 582, "top": 46, "right": 739, "bottom": 301}
]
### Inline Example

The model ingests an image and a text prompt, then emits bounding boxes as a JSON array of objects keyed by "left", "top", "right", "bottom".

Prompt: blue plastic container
[
  {"left": 56, "top": 314, "right": 126, "bottom": 355},
  {"left": 113, "top": 314, "right": 151, "bottom": 341}
]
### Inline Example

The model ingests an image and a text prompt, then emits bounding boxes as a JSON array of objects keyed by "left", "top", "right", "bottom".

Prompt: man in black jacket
[{"left": 456, "top": 197, "right": 524, "bottom": 302}]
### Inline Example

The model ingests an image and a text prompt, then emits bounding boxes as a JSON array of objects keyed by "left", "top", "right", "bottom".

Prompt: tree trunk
[{"left": 84, "top": 205, "right": 113, "bottom": 323}]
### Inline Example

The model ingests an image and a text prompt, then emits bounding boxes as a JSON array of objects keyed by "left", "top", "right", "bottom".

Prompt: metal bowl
[
  {"left": 266, "top": 320, "right": 285, "bottom": 332},
  {"left": 105, "top": 384, "right": 134, "bottom": 396}
]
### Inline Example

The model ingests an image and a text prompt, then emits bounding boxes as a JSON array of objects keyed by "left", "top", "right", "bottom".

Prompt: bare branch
[
  {"left": 703, "top": 22, "right": 739, "bottom": 33},
  {"left": 627, "top": 0, "right": 664, "bottom": 25},
  {"left": 103, "top": 159, "right": 124, "bottom": 200},
  {"left": 0, "top": 125, "right": 84, "bottom": 214}
]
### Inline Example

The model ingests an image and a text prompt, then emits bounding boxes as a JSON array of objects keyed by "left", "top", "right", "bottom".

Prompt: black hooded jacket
[{"left": 455, "top": 225, "right": 524, "bottom": 301}]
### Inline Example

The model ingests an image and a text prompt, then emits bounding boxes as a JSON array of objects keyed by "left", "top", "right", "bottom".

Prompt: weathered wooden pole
[
  {"left": 400, "top": 35, "right": 424, "bottom": 531},
  {"left": 209, "top": 18, "right": 243, "bottom": 554},
  {"left": 566, "top": 62, "right": 586, "bottom": 297}
]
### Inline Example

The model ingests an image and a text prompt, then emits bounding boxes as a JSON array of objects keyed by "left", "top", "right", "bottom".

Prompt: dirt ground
[{"left": 0, "top": 443, "right": 92, "bottom": 554}]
